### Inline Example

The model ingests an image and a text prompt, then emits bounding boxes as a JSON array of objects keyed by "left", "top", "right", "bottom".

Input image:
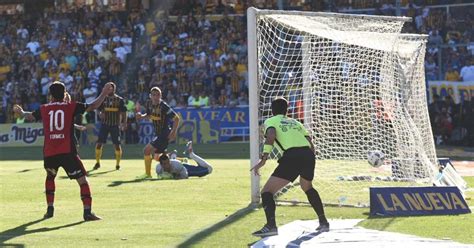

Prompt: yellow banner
[
  {"left": 104, "top": 107, "right": 119, "bottom": 112},
  {"left": 428, "top": 81, "right": 474, "bottom": 104},
  {"left": 0, "top": 123, "right": 44, "bottom": 147}
]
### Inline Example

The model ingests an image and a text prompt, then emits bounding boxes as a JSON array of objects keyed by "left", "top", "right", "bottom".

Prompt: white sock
[{"left": 190, "top": 152, "right": 213, "bottom": 174}]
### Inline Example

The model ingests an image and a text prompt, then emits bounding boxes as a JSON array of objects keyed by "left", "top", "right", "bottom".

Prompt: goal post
[
  {"left": 248, "top": 7, "right": 440, "bottom": 206},
  {"left": 248, "top": 7, "right": 260, "bottom": 205}
]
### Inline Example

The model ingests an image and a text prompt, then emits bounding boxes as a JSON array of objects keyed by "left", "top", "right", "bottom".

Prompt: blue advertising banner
[
  {"left": 138, "top": 106, "right": 249, "bottom": 145},
  {"left": 370, "top": 186, "right": 471, "bottom": 217},
  {"left": 0, "top": 123, "right": 44, "bottom": 147}
]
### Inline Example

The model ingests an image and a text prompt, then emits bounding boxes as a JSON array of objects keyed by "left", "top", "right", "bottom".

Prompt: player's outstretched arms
[
  {"left": 86, "top": 82, "right": 114, "bottom": 111},
  {"left": 13, "top": 105, "right": 35, "bottom": 121}
]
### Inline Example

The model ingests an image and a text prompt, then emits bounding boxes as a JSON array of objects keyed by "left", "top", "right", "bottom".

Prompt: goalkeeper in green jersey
[
  {"left": 155, "top": 141, "right": 213, "bottom": 180},
  {"left": 250, "top": 97, "right": 329, "bottom": 238}
]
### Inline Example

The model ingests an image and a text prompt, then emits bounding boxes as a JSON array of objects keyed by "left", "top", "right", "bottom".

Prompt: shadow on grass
[
  {"left": 0, "top": 218, "right": 83, "bottom": 247},
  {"left": 107, "top": 178, "right": 162, "bottom": 187},
  {"left": 366, "top": 214, "right": 397, "bottom": 231},
  {"left": 56, "top": 169, "right": 117, "bottom": 180},
  {"left": 86, "top": 169, "right": 117, "bottom": 177},
  {"left": 176, "top": 204, "right": 256, "bottom": 248},
  {"left": 16, "top": 169, "right": 39, "bottom": 173}
]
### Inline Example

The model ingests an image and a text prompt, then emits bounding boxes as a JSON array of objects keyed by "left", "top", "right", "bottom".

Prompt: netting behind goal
[{"left": 247, "top": 8, "right": 438, "bottom": 206}]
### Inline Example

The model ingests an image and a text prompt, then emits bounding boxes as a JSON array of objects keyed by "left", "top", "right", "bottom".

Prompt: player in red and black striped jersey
[
  {"left": 13, "top": 81, "right": 113, "bottom": 221},
  {"left": 93, "top": 82, "right": 127, "bottom": 171},
  {"left": 136, "top": 87, "right": 180, "bottom": 179}
]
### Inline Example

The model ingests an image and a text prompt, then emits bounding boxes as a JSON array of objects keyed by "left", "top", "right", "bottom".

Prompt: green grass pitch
[{"left": 1, "top": 144, "right": 473, "bottom": 247}]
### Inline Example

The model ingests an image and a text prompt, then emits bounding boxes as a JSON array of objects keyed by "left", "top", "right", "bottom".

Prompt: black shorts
[
  {"left": 272, "top": 147, "right": 315, "bottom": 182},
  {"left": 97, "top": 124, "right": 121, "bottom": 144},
  {"left": 44, "top": 153, "right": 87, "bottom": 180},
  {"left": 150, "top": 134, "right": 169, "bottom": 153}
]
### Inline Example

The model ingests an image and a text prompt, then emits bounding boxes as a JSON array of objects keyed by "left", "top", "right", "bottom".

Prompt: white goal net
[{"left": 247, "top": 8, "right": 439, "bottom": 206}]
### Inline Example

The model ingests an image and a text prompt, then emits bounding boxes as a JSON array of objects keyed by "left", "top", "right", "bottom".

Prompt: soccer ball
[{"left": 367, "top": 150, "right": 385, "bottom": 168}]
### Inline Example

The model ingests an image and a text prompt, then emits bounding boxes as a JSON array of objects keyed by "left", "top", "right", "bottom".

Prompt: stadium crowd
[{"left": 0, "top": 0, "right": 472, "bottom": 145}]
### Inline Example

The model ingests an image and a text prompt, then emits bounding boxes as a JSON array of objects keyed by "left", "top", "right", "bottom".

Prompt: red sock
[
  {"left": 45, "top": 176, "right": 55, "bottom": 206},
  {"left": 80, "top": 183, "right": 92, "bottom": 208}
]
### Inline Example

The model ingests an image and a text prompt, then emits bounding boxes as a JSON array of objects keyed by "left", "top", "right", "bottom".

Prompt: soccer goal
[{"left": 247, "top": 7, "right": 440, "bottom": 206}]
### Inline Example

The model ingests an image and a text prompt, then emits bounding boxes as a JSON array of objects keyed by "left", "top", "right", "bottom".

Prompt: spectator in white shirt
[
  {"left": 460, "top": 60, "right": 474, "bottom": 82},
  {"left": 64, "top": 73, "right": 74, "bottom": 92},
  {"left": 114, "top": 44, "right": 128, "bottom": 63},
  {"left": 40, "top": 72, "right": 51, "bottom": 96},
  {"left": 16, "top": 25, "right": 28, "bottom": 39},
  {"left": 425, "top": 56, "right": 438, "bottom": 80},
  {"left": 43, "top": 55, "right": 58, "bottom": 68},
  {"left": 187, "top": 91, "right": 199, "bottom": 107},
  {"left": 88, "top": 68, "right": 99, "bottom": 82},
  {"left": 93, "top": 43, "right": 103, "bottom": 54},
  {"left": 26, "top": 40, "right": 40, "bottom": 55},
  {"left": 83, "top": 81, "right": 98, "bottom": 104}
]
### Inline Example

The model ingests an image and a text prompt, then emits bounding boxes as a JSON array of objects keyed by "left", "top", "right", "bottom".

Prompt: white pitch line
[{"left": 251, "top": 219, "right": 473, "bottom": 248}]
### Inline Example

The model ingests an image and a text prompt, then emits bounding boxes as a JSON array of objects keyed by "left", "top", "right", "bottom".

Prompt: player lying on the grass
[
  {"left": 155, "top": 141, "right": 213, "bottom": 180},
  {"left": 250, "top": 97, "right": 329, "bottom": 237},
  {"left": 13, "top": 81, "right": 113, "bottom": 221}
]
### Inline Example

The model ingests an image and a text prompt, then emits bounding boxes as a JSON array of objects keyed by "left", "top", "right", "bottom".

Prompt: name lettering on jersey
[
  {"left": 49, "top": 134, "right": 65, "bottom": 139},
  {"left": 44, "top": 101, "right": 69, "bottom": 106},
  {"left": 10, "top": 125, "right": 44, "bottom": 144}
]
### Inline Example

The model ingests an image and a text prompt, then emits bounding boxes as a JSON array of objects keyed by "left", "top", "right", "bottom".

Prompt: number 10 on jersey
[{"left": 48, "top": 110, "right": 65, "bottom": 132}]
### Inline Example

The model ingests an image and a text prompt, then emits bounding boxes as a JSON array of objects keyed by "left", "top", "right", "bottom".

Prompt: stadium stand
[{"left": 0, "top": 0, "right": 472, "bottom": 145}]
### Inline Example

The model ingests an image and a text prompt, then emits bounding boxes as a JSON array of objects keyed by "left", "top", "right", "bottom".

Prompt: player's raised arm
[
  {"left": 13, "top": 104, "right": 36, "bottom": 121},
  {"left": 85, "top": 82, "right": 114, "bottom": 111}
]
